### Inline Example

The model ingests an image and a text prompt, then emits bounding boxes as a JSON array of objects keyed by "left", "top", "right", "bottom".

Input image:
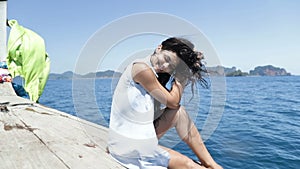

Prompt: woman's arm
[{"left": 132, "top": 63, "right": 183, "bottom": 109}]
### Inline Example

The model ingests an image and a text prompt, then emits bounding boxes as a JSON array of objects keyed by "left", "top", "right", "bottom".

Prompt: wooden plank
[
  {"left": 0, "top": 130, "right": 69, "bottom": 169},
  {"left": 0, "top": 82, "right": 16, "bottom": 96},
  {"left": 0, "top": 105, "right": 69, "bottom": 169},
  {"left": 0, "top": 83, "right": 125, "bottom": 169}
]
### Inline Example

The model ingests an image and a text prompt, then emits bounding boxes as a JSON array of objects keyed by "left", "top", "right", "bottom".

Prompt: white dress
[{"left": 108, "top": 56, "right": 170, "bottom": 169}]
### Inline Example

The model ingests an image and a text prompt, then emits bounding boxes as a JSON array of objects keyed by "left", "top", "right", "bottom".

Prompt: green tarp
[{"left": 6, "top": 20, "right": 50, "bottom": 102}]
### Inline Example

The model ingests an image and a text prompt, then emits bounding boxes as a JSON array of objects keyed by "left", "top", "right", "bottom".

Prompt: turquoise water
[{"left": 39, "top": 76, "right": 300, "bottom": 169}]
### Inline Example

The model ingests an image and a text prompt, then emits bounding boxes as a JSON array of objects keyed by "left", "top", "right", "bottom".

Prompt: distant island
[
  {"left": 48, "top": 70, "right": 122, "bottom": 80},
  {"left": 48, "top": 65, "right": 292, "bottom": 80},
  {"left": 207, "top": 65, "right": 291, "bottom": 77}
]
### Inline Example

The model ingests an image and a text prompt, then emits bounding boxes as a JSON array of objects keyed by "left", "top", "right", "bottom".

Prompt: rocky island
[
  {"left": 249, "top": 65, "right": 291, "bottom": 76},
  {"left": 207, "top": 65, "right": 291, "bottom": 77}
]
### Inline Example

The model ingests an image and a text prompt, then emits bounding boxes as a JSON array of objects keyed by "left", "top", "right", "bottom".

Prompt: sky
[{"left": 5, "top": 0, "right": 300, "bottom": 75}]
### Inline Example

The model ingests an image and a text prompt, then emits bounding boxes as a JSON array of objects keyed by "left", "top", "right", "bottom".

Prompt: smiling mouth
[
  {"left": 153, "top": 66, "right": 161, "bottom": 72},
  {"left": 155, "top": 68, "right": 165, "bottom": 73}
]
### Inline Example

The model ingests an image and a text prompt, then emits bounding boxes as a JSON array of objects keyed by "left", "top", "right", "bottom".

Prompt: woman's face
[{"left": 151, "top": 50, "right": 179, "bottom": 74}]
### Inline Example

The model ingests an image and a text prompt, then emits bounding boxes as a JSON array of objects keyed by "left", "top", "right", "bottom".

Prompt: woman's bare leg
[
  {"left": 155, "top": 106, "right": 222, "bottom": 169},
  {"left": 160, "top": 146, "right": 207, "bottom": 169},
  {"left": 155, "top": 108, "right": 178, "bottom": 139}
]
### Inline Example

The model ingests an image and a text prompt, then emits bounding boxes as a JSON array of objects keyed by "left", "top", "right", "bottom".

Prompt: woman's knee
[
  {"left": 155, "top": 106, "right": 190, "bottom": 136},
  {"left": 161, "top": 106, "right": 184, "bottom": 123},
  {"left": 168, "top": 106, "right": 188, "bottom": 123}
]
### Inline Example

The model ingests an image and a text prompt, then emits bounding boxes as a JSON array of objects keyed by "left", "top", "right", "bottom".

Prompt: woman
[{"left": 108, "top": 37, "right": 222, "bottom": 169}]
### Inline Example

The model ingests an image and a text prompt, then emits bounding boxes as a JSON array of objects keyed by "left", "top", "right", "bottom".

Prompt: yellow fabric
[{"left": 6, "top": 20, "right": 50, "bottom": 102}]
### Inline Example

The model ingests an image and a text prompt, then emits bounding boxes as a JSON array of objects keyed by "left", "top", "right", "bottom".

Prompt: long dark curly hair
[{"left": 159, "top": 37, "right": 209, "bottom": 89}]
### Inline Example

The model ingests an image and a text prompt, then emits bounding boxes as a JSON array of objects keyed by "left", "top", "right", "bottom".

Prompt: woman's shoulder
[
  {"left": 132, "top": 62, "right": 150, "bottom": 70},
  {"left": 132, "top": 62, "right": 152, "bottom": 77},
  {"left": 131, "top": 55, "right": 158, "bottom": 81}
]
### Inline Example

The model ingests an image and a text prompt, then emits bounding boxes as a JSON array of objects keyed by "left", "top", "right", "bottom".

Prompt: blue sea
[{"left": 38, "top": 76, "right": 300, "bottom": 169}]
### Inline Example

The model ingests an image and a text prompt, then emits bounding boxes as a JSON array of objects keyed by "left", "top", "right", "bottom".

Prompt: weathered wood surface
[{"left": 0, "top": 82, "right": 124, "bottom": 169}]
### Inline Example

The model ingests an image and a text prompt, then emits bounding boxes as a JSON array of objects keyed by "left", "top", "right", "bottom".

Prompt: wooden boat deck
[{"left": 0, "top": 82, "right": 124, "bottom": 169}]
